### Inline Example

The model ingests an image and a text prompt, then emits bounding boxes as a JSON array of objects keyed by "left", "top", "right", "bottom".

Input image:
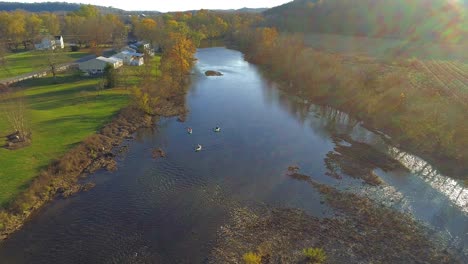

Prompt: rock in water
[{"left": 205, "top": 70, "right": 223, "bottom": 76}]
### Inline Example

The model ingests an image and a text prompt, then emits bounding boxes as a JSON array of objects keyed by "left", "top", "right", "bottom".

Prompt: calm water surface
[{"left": 0, "top": 47, "right": 466, "bottom": 263}]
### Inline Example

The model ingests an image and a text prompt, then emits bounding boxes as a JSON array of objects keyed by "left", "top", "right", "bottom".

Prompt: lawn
[
  {"left": 0, "top": 73, "right": 130, "bottom": 207},
  {"left": 0, "top": 49, "right": 91, "bottom": 80},
  {"left": 119, "top": 56, "right": 161, "bottom": 87}
]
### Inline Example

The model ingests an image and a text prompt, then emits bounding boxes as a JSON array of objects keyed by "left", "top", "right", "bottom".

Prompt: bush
[
  {"left": 243, "top": 252, "right": 262, "bottom": 264},
  {"left": 70, "top": 45, "right": 80, "bottom": 52},
  {"left": 303, "top": 247, "right": 327, "bottom": 264},
  {"left": 104, "top": 63, "right": 117, "bottom": 88}
]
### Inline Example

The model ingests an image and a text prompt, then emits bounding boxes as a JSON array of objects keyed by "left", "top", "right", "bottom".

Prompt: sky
[{"left": 18, "top": 0, "right": 293, "bottom": 12}]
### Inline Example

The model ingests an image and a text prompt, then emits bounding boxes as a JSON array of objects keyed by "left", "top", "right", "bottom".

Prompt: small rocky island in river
[{"left": 205, "top": 70, "right": 223, "bottom": 76}]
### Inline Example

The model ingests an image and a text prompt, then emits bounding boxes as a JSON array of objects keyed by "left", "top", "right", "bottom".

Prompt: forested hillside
[
  {"left": 0, "top": 1, "right": 135, "bottom": 14},
  {"left": 264, "top": 0, "right": 467, "bottom": 43},
  {"left": 0, "top": 2, "right": 80, "bottom": 12}
]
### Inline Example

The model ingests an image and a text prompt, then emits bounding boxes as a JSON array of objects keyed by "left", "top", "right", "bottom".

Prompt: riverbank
[
  {"left": 209, "top": 172, "right": 460, "bottom": 263},
  {"left": 0, "top": 73, "right": 130, "bottom": 207},
  {"left": 0, "top": 96, "right": 187, "bottom": 241},
  {"left": 231, "top": 31, "right": 467, "bottom": 180},
  {"left": 0, "top": 64, "right": 188, "bottom": 241}
]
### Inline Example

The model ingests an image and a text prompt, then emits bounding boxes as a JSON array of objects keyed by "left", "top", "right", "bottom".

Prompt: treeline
[
  {"left": 0, "top": 6, "right": 261, "bottom": 53},
  {"left": 264, "top": 0, "right": 467, "bottom": 44},
  {"left": 0, "top": 5, "right": 127, "bottom": 51},
  {"left": 0, "top": 2, "right": 80, "bottom": 12},
  {"left": 234, "top": 27, "right": 467, "bottom": 178},
  {"left": 131, "top": 10, "right": 262, "bottom": 48}
]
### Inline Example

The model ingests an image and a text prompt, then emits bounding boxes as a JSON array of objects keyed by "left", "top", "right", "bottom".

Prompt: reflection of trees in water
[
  {"left": 266, "top": 81, "right": 468, "bottom": 212},
  {"left": 389, "top": 147, "right": 468, "bottom": 213}
]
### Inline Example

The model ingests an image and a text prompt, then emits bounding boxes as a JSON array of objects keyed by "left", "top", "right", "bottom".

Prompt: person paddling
[{"left": 195, "top": 144, "right": 202, "bottom": 151}]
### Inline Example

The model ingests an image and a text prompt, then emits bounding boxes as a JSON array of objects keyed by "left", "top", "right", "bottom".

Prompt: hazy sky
[{"left": 18, "top": 0, "right": 292, "bottom": 12}]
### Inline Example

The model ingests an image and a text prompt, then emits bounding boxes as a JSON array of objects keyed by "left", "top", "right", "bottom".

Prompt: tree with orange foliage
[
  {"left": 161, "top": 32, "right": 196, "bottom": 88},
  {"left": 245, "top": 27, "right": 279, "bottom": 64},
  {"left": 133, "top": 18, "right": 158, "bottom": 45}
]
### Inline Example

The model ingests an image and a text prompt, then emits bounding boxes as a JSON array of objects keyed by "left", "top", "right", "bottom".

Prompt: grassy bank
[
  {"left": 0, "top": 50, "right": 192, "bottom": 240},
  {"left": 0, "top": 50, "right": 91, "bottom": 79},
  {"left": 0, "top": 72, "right": 130, "bottom": 206},
  {"left": 233, "top": 29, "right": 467, "bottom": 178}
]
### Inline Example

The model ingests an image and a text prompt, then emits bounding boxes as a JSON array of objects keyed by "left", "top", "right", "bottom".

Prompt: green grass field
[
  {"left": 0, "top": 50, "right": 91, "bottom": 79},
  {"left": 0, "top": 73, "right": 130, "bottom": 206},
  {"left": 119, "top": 56, "right": 161, "bottom": 87}
]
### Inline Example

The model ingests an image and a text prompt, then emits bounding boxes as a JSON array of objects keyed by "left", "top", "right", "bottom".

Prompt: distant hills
[
  {"left": 215, "top": 7, "right": 267, "bottom": 13},
  {"left": 0, "top": 1, "right": 266, "bottom": 14},
  {"left": 0, "top": 1, "right": 124, "bottom": 13},
  {"left": 264, "top": 0, "right": 467, "bottom": 43}
]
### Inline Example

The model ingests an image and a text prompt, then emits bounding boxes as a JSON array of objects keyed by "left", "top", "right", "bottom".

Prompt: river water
[{"left": 0, "top": 47, "right": 466, "bottom": 263}]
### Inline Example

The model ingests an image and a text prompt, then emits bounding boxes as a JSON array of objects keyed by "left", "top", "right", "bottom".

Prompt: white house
[
  {"left": 78, "top": 56, "right": 123, "bottom": 74},
  {"left": 35, "top": 36, "right": 64, "bottom": 50},
  {"left": 129, "top": 41, "right": 154, "bottom": 56},
  {"left": 112, "top": 50, "right": 144, "bottom": 66}
]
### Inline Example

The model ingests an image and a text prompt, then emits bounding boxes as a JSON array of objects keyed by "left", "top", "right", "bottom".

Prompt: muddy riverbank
[
  {"left": 0, "top": 98, "right": 187, "bottom": 242},
  {"left": 209, "top": 173, "right": 459, "bottom": 263}
]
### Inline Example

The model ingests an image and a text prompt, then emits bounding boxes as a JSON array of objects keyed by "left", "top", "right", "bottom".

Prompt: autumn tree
[
  {"left": 1, "top": 11, "right": 26, "bottom": 50},
  {"left": 39, "top": 13, "right": 60, "bottom": 36},
  {"left": 160, "top": 32, "right": 196, "bottom": 88},
  {"left": 73, "top": 4, "right": 99, "bottom": 18},
  {"left": 63, "top": 14, "right": 86, "bottom": 46},
  {"left": 24, "top": 13, "right": 43, "bottom": 49},
  {"left": 106, "top": 14, "right": 128, "bottom": 50},
  {"left": 133, "top": 18, "right": 158, "bottom": 44},
  {"left": 244, "top": 27, "right": 279, "bottom": 64}
]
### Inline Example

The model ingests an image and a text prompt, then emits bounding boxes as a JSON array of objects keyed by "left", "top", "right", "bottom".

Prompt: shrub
[
  {"left": 243, "top": 251, "right": 262, "bottom": 264},
  {"left": 303, "top": 247, "right": 327, "bottom": 264},
  {"left": 104, "top": 63, "right": 117, "bottom": 88}
]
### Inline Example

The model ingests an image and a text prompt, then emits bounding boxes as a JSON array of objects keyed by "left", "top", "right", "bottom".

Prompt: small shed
[{"left": 78, "top": 56, "right": 123, "bottom": 74}]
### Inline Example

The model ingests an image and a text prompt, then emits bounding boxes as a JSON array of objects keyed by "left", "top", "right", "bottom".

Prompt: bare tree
[
  {"left": 1, "top": 89, "right": 30, "bottom": 145},
  {"left": 42, "top": 47, "right": 66, "bottom": 83},
  {"left": 0, "top": 44, "right": 9, "bottom": 74}
]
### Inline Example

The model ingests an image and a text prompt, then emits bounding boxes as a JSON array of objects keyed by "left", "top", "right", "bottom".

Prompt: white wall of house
[{"left": 34, "top": 36, "right": 64, "bottom": 50}]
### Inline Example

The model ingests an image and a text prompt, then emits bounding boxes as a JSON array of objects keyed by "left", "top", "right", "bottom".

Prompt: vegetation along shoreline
[{"left": 230, "top": 29, "right": 467, "bottom": 181}]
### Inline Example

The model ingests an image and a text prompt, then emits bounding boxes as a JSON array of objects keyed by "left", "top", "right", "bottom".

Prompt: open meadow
[
  {"left": 0, "top": 73, "right": 130, "bottom": 206},
  {"left": 0, "top": 50, "right": 91, "bottom": 80}
]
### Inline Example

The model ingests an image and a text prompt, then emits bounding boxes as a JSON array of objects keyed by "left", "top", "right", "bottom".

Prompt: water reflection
[
  {"left": 389, "top": 147, "right": 468, "bottom": 213},
  {"left": 264, "top": 81, "right": 467, "bottom": 254}
]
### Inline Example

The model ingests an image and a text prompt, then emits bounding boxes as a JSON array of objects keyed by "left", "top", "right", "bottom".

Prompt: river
[{"left": 0, "top": 47, "right": 466, "bottom": 263}]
